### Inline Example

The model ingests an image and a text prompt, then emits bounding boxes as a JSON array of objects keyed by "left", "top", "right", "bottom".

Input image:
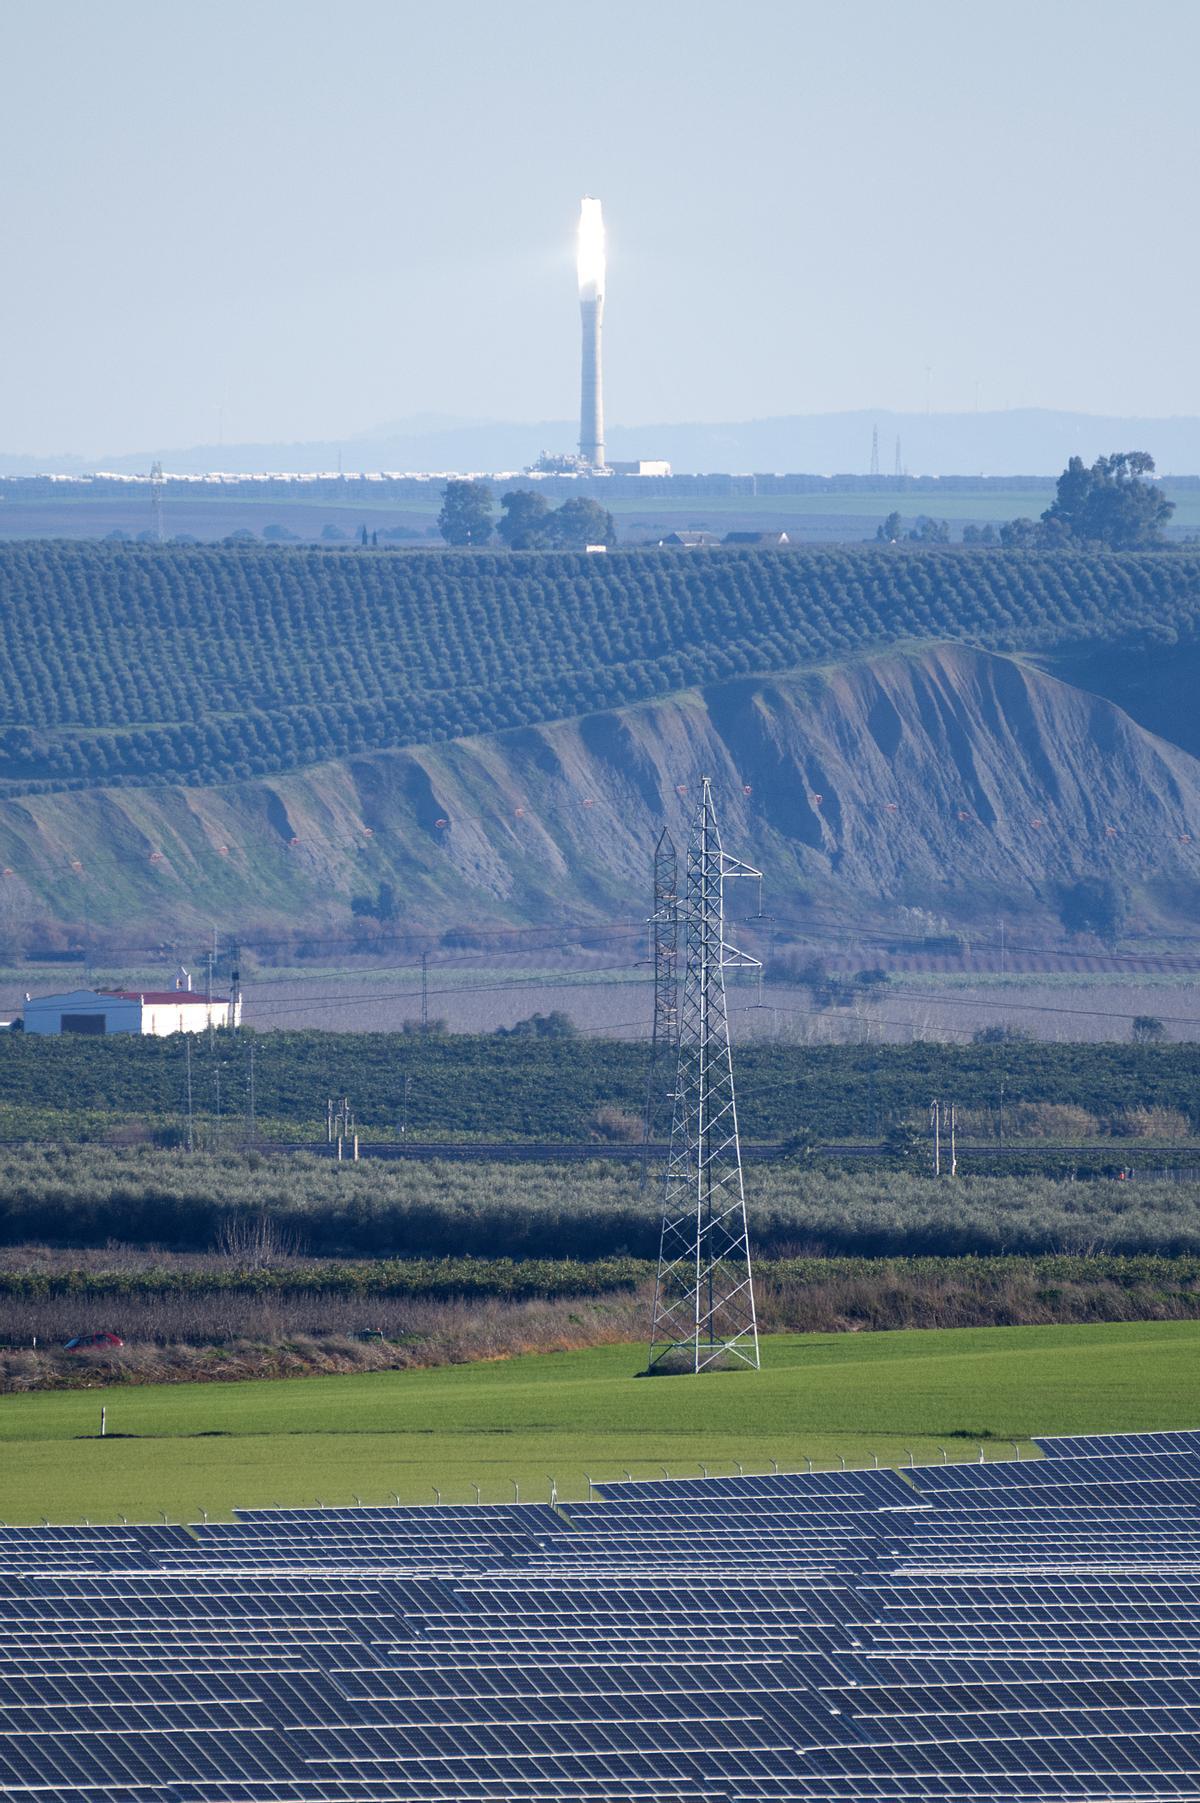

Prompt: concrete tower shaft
[{"left": 577, "top": 197, "right": 606, "bottom": 470}]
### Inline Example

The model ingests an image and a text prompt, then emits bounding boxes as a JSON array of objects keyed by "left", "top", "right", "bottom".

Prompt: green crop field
[{"left": 0, "top": 1321, "right": 1195, "bottom": 1525}]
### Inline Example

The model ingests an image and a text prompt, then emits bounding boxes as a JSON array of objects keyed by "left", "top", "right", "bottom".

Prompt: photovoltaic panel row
[
  {"left": 593, "top": 1468, "right": 917, "bottom": 1507},
  {"left": 1037, "top": 1430, "right": 1200, "bottom": 1460},
  {"left": 2, "top": 1426, "right": 1200, "bottom": 1799},
  {"left": 911, "top": 1451, "right": 1200, "bottom": 1492}
]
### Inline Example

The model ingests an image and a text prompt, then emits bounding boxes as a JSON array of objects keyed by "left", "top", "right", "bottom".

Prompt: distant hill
[
  {"left": 1, "top": 542, "right": 1198, "bottom": 936},
  {"left": 7, "top": 408, "right": 1200, "bottom": 478}
]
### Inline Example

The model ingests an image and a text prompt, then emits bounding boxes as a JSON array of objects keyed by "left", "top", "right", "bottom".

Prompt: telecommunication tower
[
  {"left": 647, "top": 780, "right": 761, "bottom": 1373},
  {"left": 893, "top": 436, "right": 904, "bottom": 479},
  {"left": 640, "top": 828, "right": 679, "bottom": 1187},
  {"left": 869, "top": 426, "right": 880, "bottom": 477}
]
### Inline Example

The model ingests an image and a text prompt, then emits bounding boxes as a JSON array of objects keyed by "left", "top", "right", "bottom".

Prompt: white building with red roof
[{"left": 22, "top": 972, "right": 238, "bottom": 1036}]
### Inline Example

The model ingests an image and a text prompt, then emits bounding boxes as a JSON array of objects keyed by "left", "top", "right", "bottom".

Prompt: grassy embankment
[{"left": 0, "top": 1321, "right": 1195, "bottom": 1524}]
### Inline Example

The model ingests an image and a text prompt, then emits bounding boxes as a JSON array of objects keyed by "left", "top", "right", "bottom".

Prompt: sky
[{"left": 2, "top": 0, "right": 1199, "bottom": 457}]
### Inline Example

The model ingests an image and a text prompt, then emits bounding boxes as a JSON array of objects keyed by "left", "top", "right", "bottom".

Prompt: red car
[{"left": 63, "top": 1332, "right": 124, "bottom": 1350}]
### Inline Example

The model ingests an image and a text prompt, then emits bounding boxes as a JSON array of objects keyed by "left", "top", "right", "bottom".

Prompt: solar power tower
[{"left": 648, "top": 779, "right": 762, "bottom": 1373}]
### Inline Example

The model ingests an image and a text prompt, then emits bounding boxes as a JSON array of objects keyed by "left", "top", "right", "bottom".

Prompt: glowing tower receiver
[{"left": 577, "top": 196, "right": 606, "bottom": 469}]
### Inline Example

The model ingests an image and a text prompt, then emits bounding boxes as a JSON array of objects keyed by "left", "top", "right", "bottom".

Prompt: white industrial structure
[{"left": 23, "top": 968, "right": 239, "bottom": 1036}]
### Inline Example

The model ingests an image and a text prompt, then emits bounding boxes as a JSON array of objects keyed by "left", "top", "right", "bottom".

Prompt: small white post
[{"left": 100, "top": 1407, "right": 106, "bottom": 1438}]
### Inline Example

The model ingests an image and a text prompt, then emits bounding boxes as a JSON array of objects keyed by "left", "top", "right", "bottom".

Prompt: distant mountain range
[{"left": 6, "top": 409, "right": 1200, "bottom": 479}]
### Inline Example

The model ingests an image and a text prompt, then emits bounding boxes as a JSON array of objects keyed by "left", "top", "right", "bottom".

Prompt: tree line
[
  {"left": 437, "top": 481, "right": 617, "bottom": 549},
  {"left": 0, "top": 1031, "right": 1195, "bottom": 1144},
  {"left": 0, "top": 1144, "right": 1197, "bottom": 1259},
  {"left": 875, "top": 452, "right": 1177, "bottom": 550},
  {"left": 0, "top": 538, "right": 1198, "bottom": 791}
]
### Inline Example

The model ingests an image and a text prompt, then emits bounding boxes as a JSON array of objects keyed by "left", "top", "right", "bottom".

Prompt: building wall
[
  {"left": 23, "top": 991, "right": 141, "bottom": 1035},
  {"left": 22, "top": 990, "right": 233, "bottom": 1035},
  {"left": 142, "top": 1001, "right": 230, "bottom": 1036}
]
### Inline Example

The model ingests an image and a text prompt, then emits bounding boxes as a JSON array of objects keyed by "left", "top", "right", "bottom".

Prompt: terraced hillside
[
  {"left": 2, "top": 541, "right": 1199, "bottom": 790},
  {"left": 1, "top": 542, "right": 1199, "bottom": 931},
  {"left": 1, "top": 641, "right": 1199, "bottom": 930}
]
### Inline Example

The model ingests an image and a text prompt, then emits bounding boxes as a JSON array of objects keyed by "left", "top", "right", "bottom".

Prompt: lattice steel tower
[
  {"left": 648, "top": 780, "right": 761, "bottom": 1373},
  {"left": 640, "top": 828, "right": 679, "bottom": 1188}
]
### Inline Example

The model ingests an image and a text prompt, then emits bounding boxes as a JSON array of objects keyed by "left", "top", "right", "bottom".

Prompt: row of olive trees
[
  {"left": 3, "top": 538, "right": 1199, "bottom": 789},
  {"left": 1, "top": 1144, "right": 1198, "bottom": 1258}
]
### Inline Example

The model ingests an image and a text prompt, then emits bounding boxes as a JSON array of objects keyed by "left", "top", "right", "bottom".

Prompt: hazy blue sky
[{"left": 2, "top": 0, "right": 1198, "bottom": 455}]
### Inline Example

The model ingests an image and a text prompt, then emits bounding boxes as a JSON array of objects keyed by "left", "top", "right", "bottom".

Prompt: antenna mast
[
  {"left": 640, "top": 828, "right": 679, "bottom": 1188},
  {"left": 648, "top": 779, "right": 761, "bottom": 1373},
  {"left": 869, "top": 426, "right": 880, "bottom": 477}
]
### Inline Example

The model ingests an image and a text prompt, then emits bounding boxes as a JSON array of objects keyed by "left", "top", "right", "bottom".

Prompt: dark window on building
[{"left": 61, "top": 1014, "right": 106, "bottom": 1034}]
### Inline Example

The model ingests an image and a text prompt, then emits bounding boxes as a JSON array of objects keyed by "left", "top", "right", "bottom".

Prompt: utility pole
[
  {"left": 228, "top": 942, "right": 241, "bottom": 1036},
  {"left": 401, "top": 1073, "right": 412, "bottom": 1137},
  {"left": 332, "top": 1095, "right": 357, "bottom": 1160},
  {"left": 247, "top": 1042, "right": 256, "bottom": 1143},
  {"left": 640, "top": 829, "right": 679, "bottom": 1189},
  {"left": 949, "top": 1102, "right": 957, "bottom": 1177},
  {"left": 420, "top": 949, "right": 429, "bottom": 1032},
  {"left": 648, "top": 780, "right": 762, "bottom": 1374},
  {"left": 185, "top": 1036, "right": 194, "bottom": 1153},
  {"left": 930, "top": 1098, "right": 941, "bottom": 1176}
]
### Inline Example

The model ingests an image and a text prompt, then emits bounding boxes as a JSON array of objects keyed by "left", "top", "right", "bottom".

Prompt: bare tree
[{"left": 214, "top": 1211, "right": 301, "bottom": 1268}]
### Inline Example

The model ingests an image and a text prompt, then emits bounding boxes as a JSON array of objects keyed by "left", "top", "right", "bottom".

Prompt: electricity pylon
[
  {"left": 640, "top": 829, "right": 679, "bottom": 1189},
  {"left": 648, "top": 779, "right": 761, "bottom": 1373}
]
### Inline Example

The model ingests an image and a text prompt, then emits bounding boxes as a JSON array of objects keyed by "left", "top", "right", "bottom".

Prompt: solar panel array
[{"left": 3, "top": 1429, "right": 1200, "bottom": 1799}]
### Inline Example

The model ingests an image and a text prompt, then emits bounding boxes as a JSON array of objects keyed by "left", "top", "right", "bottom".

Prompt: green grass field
[{"left": 1, "top": 1322, "right": 1196, "bottom": 1525}]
